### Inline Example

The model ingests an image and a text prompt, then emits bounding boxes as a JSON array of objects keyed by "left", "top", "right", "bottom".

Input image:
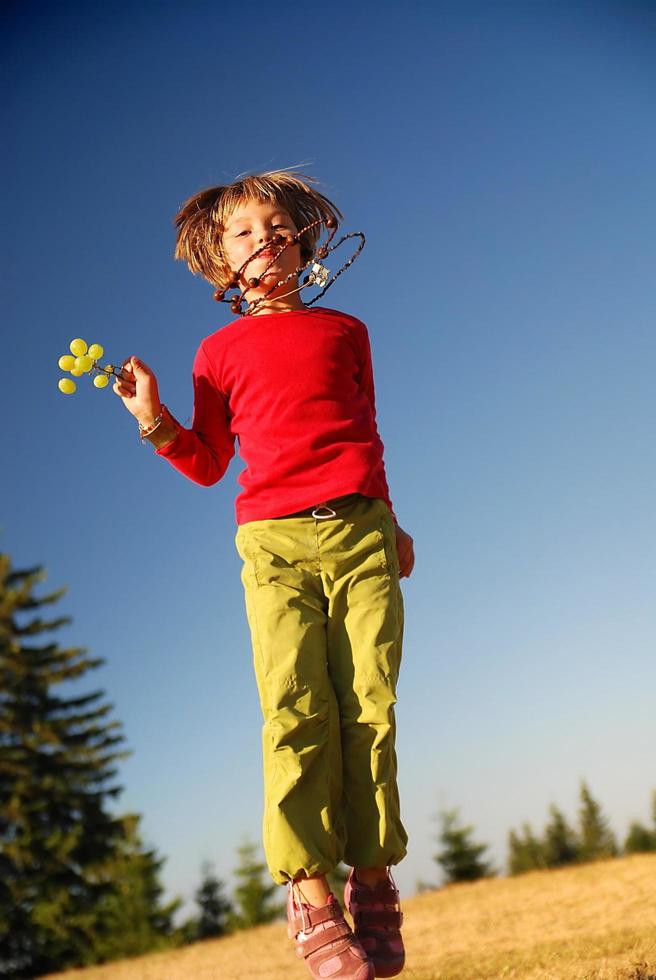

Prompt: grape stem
[{"left": 93, "top": 363, "right": 128, "bottom": 381}]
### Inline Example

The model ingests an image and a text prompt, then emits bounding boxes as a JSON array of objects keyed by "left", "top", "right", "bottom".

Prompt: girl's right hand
[{"left": 112, "top": 356, "right": 162, "bottom": 425}]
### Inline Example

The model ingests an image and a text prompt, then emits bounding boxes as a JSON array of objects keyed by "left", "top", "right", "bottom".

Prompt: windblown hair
[{"left": 173, "top": 170, "right": 343, "bottom": 293}]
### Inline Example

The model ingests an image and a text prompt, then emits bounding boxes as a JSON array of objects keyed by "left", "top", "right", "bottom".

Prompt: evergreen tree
[
  {"left": 507, "top": 822, "right": 547, "bottom": 875},
  {"left": 0, "top": 554, "right": 178, "bottom": 977},
  {"left": 229, "top": 841, "right": 284, "bottom": 929},
  {"left": 191, "top": 861, "right": 233, "bottom": 940},
  {"left": 623, "top": 791, "right": 656, "bottom": 855},
  {"left": 624, "top": 821, "right": 656, "bottom": 854},
  {"left": 434, "top": 808, "right": 495, "bottom": 883},
  {"left": 577, "top": 782, "right": 617, "bottom": 862},
  {"left": 414, "top": 878, "right": 439, "bottom": 894},
  {"left": 90, "top": 814, "right": 181, "bottom": 958},
  {"left": 542, "top": 804, "right": 579, "bottom": 868}
]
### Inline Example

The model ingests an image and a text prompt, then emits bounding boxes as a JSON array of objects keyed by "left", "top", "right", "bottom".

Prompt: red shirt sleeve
[
  {"left": 156, "top": 341, "right": 235, "bottom": 486},
  {"left": 355, "top": 320, "right": 397, "bottom": 523}
]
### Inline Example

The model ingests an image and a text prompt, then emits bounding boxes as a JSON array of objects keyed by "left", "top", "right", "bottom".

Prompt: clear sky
[{"left": 3, "top": 0, "right": 655, "bottom": 916}]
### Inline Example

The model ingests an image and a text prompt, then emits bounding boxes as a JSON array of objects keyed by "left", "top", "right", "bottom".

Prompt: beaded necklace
[{"left": 214, "top": 217, "right": 366, "bottom": 317}]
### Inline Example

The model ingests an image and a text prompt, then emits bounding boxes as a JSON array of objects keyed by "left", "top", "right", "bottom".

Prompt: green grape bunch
[{"left": 56, "top": 338, "right": 126, "bottom": 394}]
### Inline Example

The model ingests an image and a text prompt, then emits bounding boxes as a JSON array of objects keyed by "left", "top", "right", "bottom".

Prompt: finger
[
  {"left": 130, "top": 356, "right": 152, "bottom": 377},
  {"left": 114, "top": 384, "right": 134, "bottom": 398},
  {"left": 398, "top": 548, "right": 414, "bottom": 578},
  {"left": 399, "top": 545, "right": 412, "bottom": 568}
]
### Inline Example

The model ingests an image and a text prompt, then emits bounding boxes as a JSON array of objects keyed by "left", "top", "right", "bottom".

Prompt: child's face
[{"left": 222, "top": 198, "right": 302, "bottom": 297}]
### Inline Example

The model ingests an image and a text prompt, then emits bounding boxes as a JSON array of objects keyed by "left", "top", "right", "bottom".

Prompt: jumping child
[{"left": 113, "top": 171, "right": 415, "bottom": 980}]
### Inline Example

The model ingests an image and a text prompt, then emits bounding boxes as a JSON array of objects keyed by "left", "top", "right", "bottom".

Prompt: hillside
[{"left": 44, "top": 854, "right": 656, "bottom": 980}]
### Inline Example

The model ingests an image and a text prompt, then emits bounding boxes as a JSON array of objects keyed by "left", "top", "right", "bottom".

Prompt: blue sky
[{"left": 3, "top": 0, "right": 655, "bottom": 915}]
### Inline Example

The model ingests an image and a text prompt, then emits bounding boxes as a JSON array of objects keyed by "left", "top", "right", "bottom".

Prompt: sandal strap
[
  {"left": 289, "top": 900, "right": 344, "bottom": 933},
  {"left": 351, "top": 881, "right": 398, "bottom": 902},
  {"left": 355, "top": 908, "right": 404, "bottom": 930},
  {"left": 294, "top": 920, "right": 353, "bottom": 958}
]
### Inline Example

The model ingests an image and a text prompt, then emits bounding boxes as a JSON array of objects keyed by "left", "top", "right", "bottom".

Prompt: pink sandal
[
  {"left": 344, "top": 869, "right": 405, "bottom": 978},
  {"left": 287, "top": 884, "right": 375, "bottom": 980}
]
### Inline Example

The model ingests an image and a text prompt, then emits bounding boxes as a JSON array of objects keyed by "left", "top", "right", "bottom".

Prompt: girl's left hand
[{"left": 394, "top": 524, "right": 415, "bottom": 578}]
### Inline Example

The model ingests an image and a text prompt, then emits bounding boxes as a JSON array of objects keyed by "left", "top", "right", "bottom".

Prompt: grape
[
  {"left": 93, "top": 375, "right": 109, "bottom": 389},
  {"left": 74, "top": 354, "right": 94, "bottom": 373},
  {"left": 59, "top": 355, "right": 76, "bottom": 371},
  {"left": 70, "top": 338, "right": 88, "bottom": 356},
  {"left": 58, "top": 378, "right": 76, "bottom": 394},
  {"left": 88, "top": 343, "right": 104, "bottom": 359},
  {"left": 70, "top": 367, "right": 84, "bottom": 377}
]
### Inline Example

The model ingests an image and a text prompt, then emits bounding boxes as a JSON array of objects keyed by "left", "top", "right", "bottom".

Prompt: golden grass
[{"left": 44, "top": 854, "right": 656, "bottom": 979}]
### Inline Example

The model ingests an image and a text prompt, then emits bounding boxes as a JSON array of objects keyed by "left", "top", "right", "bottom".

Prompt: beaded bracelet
[{"left": 138, "top": 406, "right": 166, "bottom": 441}]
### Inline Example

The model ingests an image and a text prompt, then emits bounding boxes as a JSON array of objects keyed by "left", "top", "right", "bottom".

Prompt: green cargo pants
[{"left": 234, "top": 491, "right": 407, "bottom": 885}]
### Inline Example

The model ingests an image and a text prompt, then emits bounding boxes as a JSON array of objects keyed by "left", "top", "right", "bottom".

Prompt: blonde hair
[{"left": 173, "top": 170, "right": 343, "bottom": 294}]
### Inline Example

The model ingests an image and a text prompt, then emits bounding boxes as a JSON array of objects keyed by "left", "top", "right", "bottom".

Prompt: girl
[{"left": 114, "top": 171, "right": 414, "bottom": 979}]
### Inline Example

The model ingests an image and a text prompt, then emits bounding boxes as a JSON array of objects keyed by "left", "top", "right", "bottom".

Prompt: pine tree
[
  {"left": 507, "top": 822, "right": 547, "bottom": 875},
  {"left": 542, "top": 804, "right": 579, "bottom": 868},
  {"left": 230, "top": 841, "right": 284, "bottom": 929},
  {"left": 623, "top": 791, "right": 656, "bottom": 855},
  {"left": 90, "top": 814, "right": 181, "bottom": 958},
  {"left": 0, "top": 554, "right": 178, "bottom": 977},
  {"left": 624, "top": 821, "right": 656, "bottom": 854},
  {"left": 434, "top": 808, "right": 495, "bottom": 883},
  {"left": 578, "top": 782, "right": 617, "bottom": 862},
  {"left": 414, "top": 878, "right": 439, "bottom": 894},
  {"left": 191, "top": 861, "right": 233, "bottom": 940}
]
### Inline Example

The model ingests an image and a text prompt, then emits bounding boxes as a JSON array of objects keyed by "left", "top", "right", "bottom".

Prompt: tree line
[
  {"left": 1, "top": 552, "right": 654, "bottom": 977},
  {"left": 425, "top": 782, "right": 655, "bottom": 889}
]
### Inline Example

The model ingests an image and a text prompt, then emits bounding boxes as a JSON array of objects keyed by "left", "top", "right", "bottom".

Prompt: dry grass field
[{"left": 44, "top": 854, "right": 656, "bottom": 980}]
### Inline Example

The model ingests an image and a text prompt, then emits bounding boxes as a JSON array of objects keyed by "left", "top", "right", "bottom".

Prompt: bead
[
  {"left": 316, "top": 246, "right": 327, "bottom": 260},
  {"left": 248, "top": 277, "right": 260, "bottom": 287},
  {"left": 325, "top": 216, "right": 336, "bottom": 229},
  {"left": 215, "top": 290, "right": 225, "bottom": 301}
]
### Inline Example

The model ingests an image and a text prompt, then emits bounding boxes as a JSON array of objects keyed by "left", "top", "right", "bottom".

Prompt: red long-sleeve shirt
[{"left": 156, "top": 306, "right": 395, "bottom": 525}]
